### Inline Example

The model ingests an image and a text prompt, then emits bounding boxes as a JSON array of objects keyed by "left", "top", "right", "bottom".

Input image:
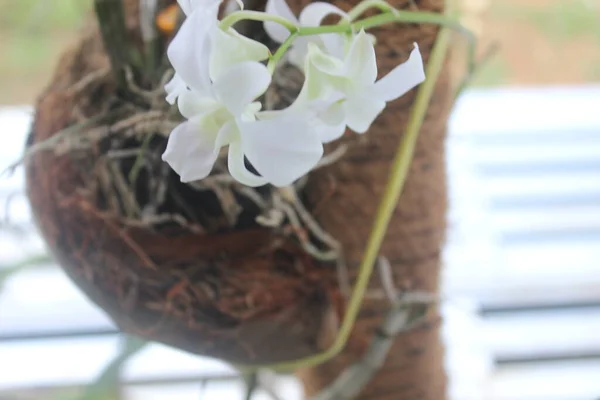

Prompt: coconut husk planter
[{"left": 25, "top": 0, "right": 451, "bottom": 398}]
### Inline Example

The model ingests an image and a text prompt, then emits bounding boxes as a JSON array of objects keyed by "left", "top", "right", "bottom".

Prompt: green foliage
[
  {"left": 4, "top": 34, "right": 54, "bottom": 73},
  {"left": 493, "top": 0, "right": 600, "bottom": 43},
  {"left": 471, "top": 56, "right": 509, "bottom": 87},
  {"left": 0, "top": 0, "right": 91, "bottom": 32},
  {"left": 0, "top": 0, "right": 92, "bottom": 103},
  {"left": 586, "top": 60, "right": 600, "bottom": 82}
]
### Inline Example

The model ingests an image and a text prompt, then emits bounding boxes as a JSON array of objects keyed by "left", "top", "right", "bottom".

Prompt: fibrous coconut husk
[
  {"left": 25, "top": 2, "right": 341, "bottom": 364},
  {"left": 26, "top": 4, "right": 451, "bottom": 399}
]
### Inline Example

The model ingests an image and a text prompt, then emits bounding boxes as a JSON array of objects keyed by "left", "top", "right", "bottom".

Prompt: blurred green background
[
  {"left": 0, "top": 0, "right": 92, "bottom": 104},
  {"left": 0, "top": 0, "right": 599, "bottom": 100}
]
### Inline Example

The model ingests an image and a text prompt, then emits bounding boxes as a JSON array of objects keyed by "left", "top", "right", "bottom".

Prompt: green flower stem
[
  {"left": 252, "top": 9, "right": 473, "bottom": 75},
  {"left": 295, "top": 10, "right": 465, "bottom": 35},
  {"left": 355, "top": 10, "right": 464, "bottom": 33},
  {"left": 220, "top": 10, "right": 298, "bottom": 32},
  {"left": 347, "top": 0, "right": 400, "bottom": 21},
  {"left": 222, "top": 9, "right": 466, "bottom": 37},
  {"left": 249, "top": 10, "right": 453, "bottom": 373},
  {"left": 267, "top": 31, "right": 299, "bottom": 74}
]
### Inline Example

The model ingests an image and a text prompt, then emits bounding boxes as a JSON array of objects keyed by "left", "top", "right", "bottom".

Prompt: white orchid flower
[
  {"left": 177, "top": 0, "right": 213, "bottom": 15},
  {"left": 280, "top": 58, "right": 347, "bottom": 143},
  {"left": 163, "top": 7, "right": 323, "bottom": 186},
  {"left": 307, "top": 30, "right": 426, "bottom": 134},
  {"left": 264, "top": 0, "right": 348, "bottom": 69},
  {"left": 163, "top": 61, "right": 323, "bottom": 187},
  {"left": 164, "top": 0, "right": 221, "bottom": 103},
  {"left": 165, "top": 0, "right": 268, "bottom": 104}
]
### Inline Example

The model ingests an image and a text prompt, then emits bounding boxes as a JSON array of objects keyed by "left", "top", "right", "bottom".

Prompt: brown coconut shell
[
  {"left": 25, "top": 3, "right": 340, "bottom": 365},
  {"left": 26, "top": 0, "right": 451, "bottom": 396}
]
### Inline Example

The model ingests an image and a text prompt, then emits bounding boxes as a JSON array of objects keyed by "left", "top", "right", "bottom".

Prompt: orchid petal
[
  {"left": 209, "top": 27, "right": 270, "bottom": 81},
  {"left": 319, "top": 33, "right": 346, "bottom": 59},
  {"left": 177, "top": 0, "right": 193, "bottom": 15},
  {"left": 344, "top": 95, "right": 385, "bottom": 134},
  {"left": 315, "top": 121, "right": 346, "bottom": 143},
  {"left": 344, "top": 30, "right": 377, "bottom": 84},
  {"left": 242, "top": 102, "right": 262, "bottom": 122},
  {"left": 373, "top": 43, "right": 425, "bottom": 102},
  {"left": 178, "top": 90, "right": 221, "bottom": 119},
  {"left": 294, "top": 58, "right": 333, "bottom": 102},
  {"left": 307, "top": 43, "right": 345, "bottom": 77},
  {"left": 315, "top": 101, "right": 346, "bottom": 142},
  {"left": 162, "top": 116, "right": 222, "bottom": 182},
  {"left": 286, "top": 37, "right": 311, "bottom": 70},
  {"left": 264, "top": 0, "right": 298, "bottom": 43},
  {"left": 178, "top": 0, "right": 221, "bottom": 16},
  {"left": 165, "top": 73, "right": 187, "bottom": 104},
  {"left": 213, "top": 61, "right": 271, "bottom": 116},
  {"left": 216, "top": 120, "right": 239, "bottom": 146},
  {"left": 297, "top": 1, "right": 348, "bottom": 60},
  {"left": 228, "top": 141, "right": 268, "bottom": 186},
  {"left": 299, "top": 2, "right": 347, "bottom": 26},
  {"left": 167, "top": 8, "right": 212, "bottom": 93},
  {"left": 240, "top": 115, "right": 323, "bottom": 186}
]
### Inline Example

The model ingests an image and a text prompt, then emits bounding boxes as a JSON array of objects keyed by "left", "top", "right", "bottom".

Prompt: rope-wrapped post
[{"left": 292, "top": 0, "right": 453, "bottom": 398}]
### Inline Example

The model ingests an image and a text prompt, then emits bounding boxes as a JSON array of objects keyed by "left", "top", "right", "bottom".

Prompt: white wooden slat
[
  {"left": 121, "top": 343, "right": 236, "bottom": 382},
  {"left": 0, "top": 336, "right": 120, "bottom": 389},
  {"left": 0, "top": 232, "right": 45, "bottom": 267},
  {"left": 465, "top": 281, "right": 600, "bottom": 310},
  {"left": 0, "top": 268, "right": 115, "bottom": 335},
  {"left": 125, "top": 384, "right": 205, "bottom": 400},
  {"left": 0, "top": 108, "right": 29, "bottom": 194},
  {"left": 136, "top": 379, "right": 302, "bottom": 400},
  {"left": 446, "top": 240, "right": 600, "bottom": 307},
  {"left": 469, "top": 140, "right": 600, "bottom": 167},
  {"left": 480, "top": 171, "right": 600, "bottom": 200},
  {"left": 0, "top": 194, "right": 33, "bottom": 228},
  {"left": 450, "top": 86, "right": 600, "bottom": 136},
  {"left": 2, "top": 88, "right": 600, "bottom": 400},
  {"left": 0, "top": 108, "right": 31, "bottom": 159},
  {"left": 125, "top": 383, "right": 291, "bottom": 400},
  {"left": 482, "top": 308, "right": 600, "bottom": 360},
  {"left": 488, "top": 360, "right": 600, "bottom": 400},
  {"left": 0, "top": 336, "right": 237, "bottom": 391},
  {"left": 489, "top": 205, "right": 600, "bottom": 235},
  {"left": 443, "top": 303, "right": 494, "bottom": 400},
  {"left": 499, "top": 241, "right": 600, "bottom": 283},
  {"left": 199, "top": 378, "right": 303, "bottom": 400}
]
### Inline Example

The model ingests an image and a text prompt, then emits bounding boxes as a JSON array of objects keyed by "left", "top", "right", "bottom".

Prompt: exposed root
[
  {"left": 17, "top": 58, "right": 362, "bottom": 302},
  {"left": 65, "top": 67, "right": 112, "bottom": 97},
  {"left": 310, "top": 290, "right": 436, "bottom": 400}
]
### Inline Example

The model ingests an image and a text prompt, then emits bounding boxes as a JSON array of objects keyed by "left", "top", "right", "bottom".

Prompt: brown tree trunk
[{"left": 297, "top": 0, "right": 452, "bottom": 398}]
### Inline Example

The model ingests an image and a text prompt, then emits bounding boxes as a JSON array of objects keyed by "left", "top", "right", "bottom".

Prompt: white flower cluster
[{"left": 162, "top": 0, "right": 426, "bottom": 187}]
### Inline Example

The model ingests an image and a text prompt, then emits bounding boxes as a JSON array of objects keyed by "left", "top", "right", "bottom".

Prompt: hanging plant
[{"left": 20, "top": 0, "right": 477, "bottom": 397}]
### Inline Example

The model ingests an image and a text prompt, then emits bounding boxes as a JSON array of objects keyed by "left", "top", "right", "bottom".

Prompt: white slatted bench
[{"left": 1, "top": 86, "right": 600, "bottom": 399}]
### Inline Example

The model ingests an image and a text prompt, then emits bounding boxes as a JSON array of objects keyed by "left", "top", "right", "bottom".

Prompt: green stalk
[
  {"left": 248, "top": 10, "right": 453, "bottom": 373},
  {"left": 259, "top": 10, "right": 473, "bottom": 77},
  {"left": 220, "top": 10, "right": 298, "bottom": 31},
  {"left": 347, "top": 0, "right": 399, "bottom": 20},
  {"left": 267, "top": 32, "right": 299, "bottom": 74}
]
